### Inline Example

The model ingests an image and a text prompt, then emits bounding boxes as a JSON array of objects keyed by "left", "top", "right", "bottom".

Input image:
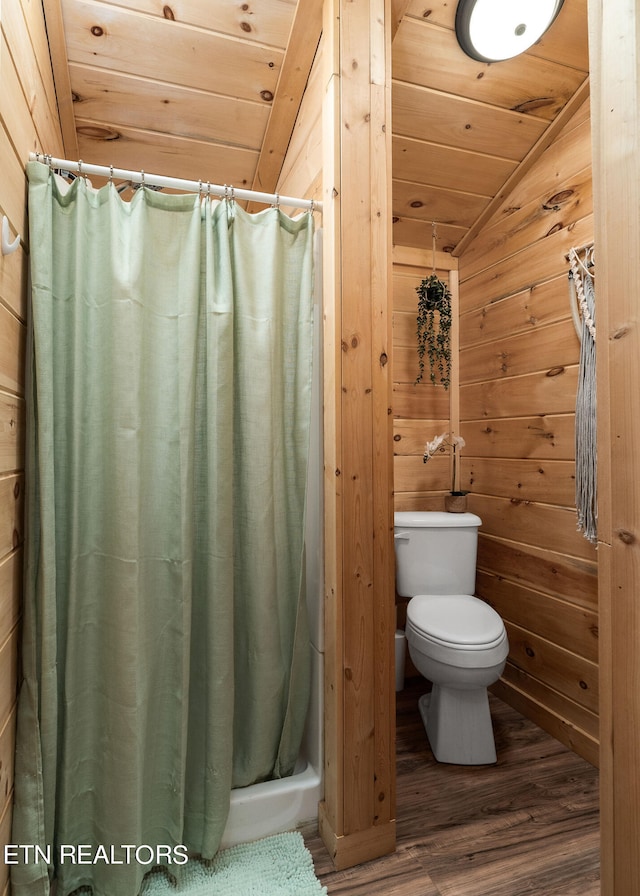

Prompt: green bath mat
[{"left": 140, "top": 832, "right": 327, "bottom": 896}]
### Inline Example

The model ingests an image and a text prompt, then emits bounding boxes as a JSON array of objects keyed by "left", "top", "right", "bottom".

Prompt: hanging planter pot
[{"left": 415, "top": 273, "right": 452, "bottom": 389}]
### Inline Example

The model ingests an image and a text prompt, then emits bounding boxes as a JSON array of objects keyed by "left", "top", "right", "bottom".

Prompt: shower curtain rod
[{"left": 29, "top": 153, "right": 322, "bottom": 213}]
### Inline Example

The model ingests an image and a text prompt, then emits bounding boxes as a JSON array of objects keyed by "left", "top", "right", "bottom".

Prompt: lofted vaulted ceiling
[{"left": 44, "top": 0, "right": 589, "bottom": 255}]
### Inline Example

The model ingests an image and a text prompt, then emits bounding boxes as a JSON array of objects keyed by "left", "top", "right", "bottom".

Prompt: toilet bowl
[
  {"left": 394, "top": 511, "right": 509, "bottom": 766},
  {"left": 406, "top": 593, "right": 508, "bottom": 765}
]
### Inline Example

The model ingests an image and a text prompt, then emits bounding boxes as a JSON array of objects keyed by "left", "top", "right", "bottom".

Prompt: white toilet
[{"left": 394, "top": 511, "right": 509, "bottom": 765}]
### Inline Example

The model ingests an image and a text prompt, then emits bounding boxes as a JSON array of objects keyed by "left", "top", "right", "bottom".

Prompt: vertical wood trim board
[
  {"left": 448, "top": 268, "right": 461, "bottom": 451},
  {"left": 589, "top": 0, "right": 640, "bottom": 891},
  {"left": 370, "top": 0, "right": 396, "bottom": 837},
  {"left": 249, "top": 0, "right": 323, "bottom": 208},
  {"left": 319, "top": 0, "right": 396, "bottom": 871},
  {"left": 319, "top": 5, "right": 343, "bottom": 841}
]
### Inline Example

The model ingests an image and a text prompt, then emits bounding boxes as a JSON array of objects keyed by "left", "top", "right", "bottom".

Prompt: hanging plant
[{"left": 415, "top": 273, "right": 452, "bottom": 389}]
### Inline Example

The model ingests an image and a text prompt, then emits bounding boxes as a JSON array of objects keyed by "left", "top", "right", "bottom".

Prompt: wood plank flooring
[{"left": 305, "top": 677, "right": 600, "bottom": 895}]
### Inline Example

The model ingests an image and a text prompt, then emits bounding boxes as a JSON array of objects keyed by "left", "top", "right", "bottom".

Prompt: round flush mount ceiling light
[{"left": 455, "top": 0, "right": 564, "bottom": 63}]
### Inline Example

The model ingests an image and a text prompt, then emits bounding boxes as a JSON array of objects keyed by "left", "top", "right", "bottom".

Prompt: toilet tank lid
[{"left": 394, "top": 511, "right": 481, "bottom": 528}]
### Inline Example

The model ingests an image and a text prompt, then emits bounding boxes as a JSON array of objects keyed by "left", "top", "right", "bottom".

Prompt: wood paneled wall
[
  {"left": 392, "top": 246, "right": 457, "bottom": 512},
  {"left": 0, "top": 1, "right": 65, "bottom": 891},
  {"left": 392, "top": 246, "right": 458, "bottom": 668},
  {"left": 457, "top": 99, "right": 598, "bottom": 766}
]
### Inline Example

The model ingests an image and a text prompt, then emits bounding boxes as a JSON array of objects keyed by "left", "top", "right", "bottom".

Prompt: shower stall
[{"left": 13, "top": 158, "right": 325, "bottom": 896}]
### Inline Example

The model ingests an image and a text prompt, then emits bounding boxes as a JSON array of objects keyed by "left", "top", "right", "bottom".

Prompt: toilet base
[{"left": 418, "top": 686, "right": 498, "bottom": 765}]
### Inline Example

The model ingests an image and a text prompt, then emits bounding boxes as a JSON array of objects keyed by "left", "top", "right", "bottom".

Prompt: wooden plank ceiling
[{"left": 43, "top": 0, "right": 589, "bottom": 255}]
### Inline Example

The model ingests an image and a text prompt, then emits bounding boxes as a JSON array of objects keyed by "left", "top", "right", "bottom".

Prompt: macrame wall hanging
[{"left": 568, "top": 244, "right": 597, "bottom": 544}]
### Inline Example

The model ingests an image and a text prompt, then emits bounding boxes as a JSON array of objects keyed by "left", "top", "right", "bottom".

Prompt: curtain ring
[
  {"left": 273, "top": 193, "right": 280, "bottom": 210},
  {"left": 140, "top": 170, "right": 145, "bottom": 187},
  {"left": 109, "top": 165, "right": 114, "bottom": 183},
  {"left": 309, "top": 198, "right": 315, "bottom": 215}
]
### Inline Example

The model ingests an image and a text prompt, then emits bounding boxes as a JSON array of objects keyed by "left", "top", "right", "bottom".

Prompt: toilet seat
[
  {"left": 408, "top": 594, "right": 506, "bottom": 648},
  {"left": 406, "top": 594, "right": 508, "bottom": 668}
]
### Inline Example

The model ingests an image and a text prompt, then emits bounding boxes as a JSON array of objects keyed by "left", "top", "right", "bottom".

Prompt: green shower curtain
[{"left": 12, "top": 161, "right": 314, "bottom": 896}]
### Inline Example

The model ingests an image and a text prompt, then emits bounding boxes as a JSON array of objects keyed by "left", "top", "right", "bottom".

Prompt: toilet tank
[{"left": 394, "top": 511, "right": 482, "bottom": 598}]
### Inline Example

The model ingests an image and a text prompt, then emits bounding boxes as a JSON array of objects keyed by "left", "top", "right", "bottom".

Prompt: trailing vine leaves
[{"left": 415, "top": 273, "right": 452, "bottom": 389}]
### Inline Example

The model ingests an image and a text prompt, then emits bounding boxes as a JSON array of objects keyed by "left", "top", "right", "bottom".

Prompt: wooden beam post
[
  {"left": 319, "top": 0, "right": 396, "bottom": 870},
  {"left": 588, "top": 0, "right": 640, "bottom": 891}
]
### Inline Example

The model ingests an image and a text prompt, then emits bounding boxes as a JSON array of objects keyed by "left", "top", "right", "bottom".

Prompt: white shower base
[
  {"left": 220, "top": 759, "right": 322, "bottom": 848},
  {"left": 220, "top": 643, "right": 324, "bottom": 848}
]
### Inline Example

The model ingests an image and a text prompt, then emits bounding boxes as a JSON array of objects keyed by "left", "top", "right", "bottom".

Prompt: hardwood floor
[{"left": 305, "top": 677, "right": 600, "bottom": 895}]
